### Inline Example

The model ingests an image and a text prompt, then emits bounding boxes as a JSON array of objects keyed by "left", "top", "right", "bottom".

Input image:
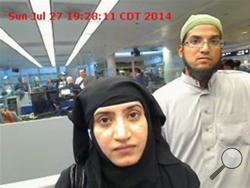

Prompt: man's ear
[{"left": 177, "top": 45, "right": 184, "bottom": 58}]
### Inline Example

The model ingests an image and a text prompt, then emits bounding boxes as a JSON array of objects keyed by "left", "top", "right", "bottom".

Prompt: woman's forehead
[{"left": 94, "top": 101, "right": 143, "bottom": 115}]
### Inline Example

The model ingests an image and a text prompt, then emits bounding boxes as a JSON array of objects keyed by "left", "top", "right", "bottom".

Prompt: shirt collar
[
  {"left": 181, "top": 72, "right": 200, "bottom": 87},
  {"left": 180, "top": 71, "right": 217, "bottom": 89}
]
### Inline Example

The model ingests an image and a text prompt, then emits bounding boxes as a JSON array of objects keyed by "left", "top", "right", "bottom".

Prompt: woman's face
[{"left": 93, "top": 101, "right": 148, "bottom": 167}]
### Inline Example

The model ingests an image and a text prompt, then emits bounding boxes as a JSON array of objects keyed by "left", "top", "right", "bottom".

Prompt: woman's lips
[{"left": 113, "top": 145, "right": 136, "bottom": 154}]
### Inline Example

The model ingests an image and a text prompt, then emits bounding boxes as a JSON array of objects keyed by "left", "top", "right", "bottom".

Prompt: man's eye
[
  {"left": 210, "top": 38, "right": 220, "bottom": 45},
  {"left": 128, "top": 111, "right": 141, "bottom": 120},
  {"left": 190, "top": 38, "right": 201, "bottom": 45}
]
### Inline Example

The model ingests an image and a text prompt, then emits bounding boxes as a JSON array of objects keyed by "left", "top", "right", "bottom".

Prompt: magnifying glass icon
[{"left": 210, "top": 148, "right": 243, "bottom": 180}]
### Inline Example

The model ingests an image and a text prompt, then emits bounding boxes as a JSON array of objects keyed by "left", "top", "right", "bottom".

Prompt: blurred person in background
[
  {"left": 58, "top": 72, "right": 67, "bottom": 89},
  {"left": 75, "top": 69, "right": 87, "bottom": 89},
  {"left": 65, "top": 76, "right": 81, "bottom": 97},
  {"left": 46, "top": 79, "right": 56, "bottom": 90},
  {"left": 14, "top": 77, "right": 28, "bottom": 92},
  {"left": 0, "top": 107, "right": 20, "bottom": 123},
  {"left": 221, "top": 59, "right": 234, "bottom": 70},
  {"left": 134, "top": 68, "right": 148, "bottom": 88},
  {"left": 234, "top": 60, "right": 241, "bottom": 70},
  {"left": 1, "top": 76, "right": 13, "bottom": 97},
  {"left": 14, "top": 77, "right": 29, "bottom": 100}
]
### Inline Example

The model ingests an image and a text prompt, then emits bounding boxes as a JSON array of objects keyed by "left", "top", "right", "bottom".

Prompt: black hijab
[{"left": 60, "top": 76, "right": 199, "bottom": 188}]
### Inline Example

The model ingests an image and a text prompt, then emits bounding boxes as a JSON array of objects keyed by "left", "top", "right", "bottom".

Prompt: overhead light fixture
[
  {"left": 115, "top": 52, "right": 132, "bottom": 57},
  {"left": 65, "top": 0, "right": 119, "bottom": 66},
  {"left": 29, "top": 0, "right": 56, "bottom": 67},
  {"left": 141, "top": 51, "right": 162, "bottom": 55},
  {"left": 115, "top": 50, "right": 162, "bottom": 57},
  {"left": 0, "top": 27, "right": 42, "bottom": 68}
]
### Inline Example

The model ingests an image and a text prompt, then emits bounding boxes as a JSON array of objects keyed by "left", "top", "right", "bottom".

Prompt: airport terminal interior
[{"left": 0, "top": 0, "right": 250, "bottom": 187}]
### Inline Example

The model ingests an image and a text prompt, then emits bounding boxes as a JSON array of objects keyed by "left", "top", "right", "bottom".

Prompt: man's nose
[{"left": 199, "top": 41, "right": 210, "bottom": 53}]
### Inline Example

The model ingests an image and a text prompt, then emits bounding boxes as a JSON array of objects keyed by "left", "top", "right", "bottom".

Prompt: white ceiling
[{"left": 0, "top": 0, "right": 250, "bottom": 68}]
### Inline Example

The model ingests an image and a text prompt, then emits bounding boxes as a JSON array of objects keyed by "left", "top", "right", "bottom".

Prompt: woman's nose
[{"left": 113, "top": 117, "right": 131, "bottom": 141}]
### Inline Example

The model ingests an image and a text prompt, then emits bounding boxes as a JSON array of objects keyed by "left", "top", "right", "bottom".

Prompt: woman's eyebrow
[
  {"left": 94, "top": 104, "right": 142, "bottom": 116},
  {"left": 125, "top": 104, "right": 142, "bottom": 111},
  {"left": 94, "top": 111, "right": 114, "bottom": 117}
]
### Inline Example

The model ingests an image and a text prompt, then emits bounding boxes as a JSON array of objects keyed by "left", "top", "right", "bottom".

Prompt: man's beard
[{"left": 183, "top": 57, "right": 220, "bottom": 81}]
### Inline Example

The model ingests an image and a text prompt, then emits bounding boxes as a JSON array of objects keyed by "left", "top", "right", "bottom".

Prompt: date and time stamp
[{"left": 7, "top": 11, "right": 173, "bottom": 22}]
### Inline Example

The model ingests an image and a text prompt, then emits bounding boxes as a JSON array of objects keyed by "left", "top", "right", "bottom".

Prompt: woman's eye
[
  {"left": 128, "top": 111, "right": 140, "bottom": 120},
  {"left": 99, "top": 117, "right": 112, "bottom": 126}
]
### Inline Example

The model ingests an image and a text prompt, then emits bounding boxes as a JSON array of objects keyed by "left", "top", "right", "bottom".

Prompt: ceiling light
[
  {"left": 0, "top": 27, "right": 42, "bottom": 68},
  {"left": 141, "top": 51, "right": 162, "bottom": 55},
  {"left": 65, "top": 0, "right": 119, "bottom": 66},
  {"left": 115, "top": 50, "right": 162, "bottom": 57},
  {"left": 29, "top": 0, "right": 56, "bottom": 67},
  {"left": 241, "top": 31, "right": 248, "bottom": 35},
  {"left": 115, "top": 52, "right": 132, "bottom": 57}
]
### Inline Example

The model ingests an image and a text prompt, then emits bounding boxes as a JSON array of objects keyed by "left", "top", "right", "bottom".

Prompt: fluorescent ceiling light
[
  {"left": 141, "top": 51, "right": 162, "bottom": 55},
  {"left": 115, "top": 51, "right": 162, "bottom": 57},
  {"left": 0, "top": 27, "right": 42, "bottom": 68},
  {"left": 115, "top": 52, "right": 132, "bottom": 57},
  {"left": 30, "top": 0, "right": 56, "bottom": 67},
  {"left": 65, "top": 0, "right": 119, "bottom": 66}
]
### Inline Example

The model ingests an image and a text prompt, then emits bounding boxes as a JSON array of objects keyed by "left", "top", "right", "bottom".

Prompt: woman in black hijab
[{"left": 56, "top": 76, "right": 200, "bottom": 188}]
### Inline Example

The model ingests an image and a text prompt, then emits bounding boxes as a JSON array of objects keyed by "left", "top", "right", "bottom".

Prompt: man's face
[
  {"left": 80, "top": 70, "right": 86, "bottom": 78},
  {"left": 178, "top": 25, "right": 222, "bottom": 80},
  {"left": 61, "top": 75, "right": 66, "bottom": 81}
]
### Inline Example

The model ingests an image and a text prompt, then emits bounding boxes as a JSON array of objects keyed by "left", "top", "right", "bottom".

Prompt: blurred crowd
[{"left": 220, "top": 59, "right": 250, "bottom": 72}]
